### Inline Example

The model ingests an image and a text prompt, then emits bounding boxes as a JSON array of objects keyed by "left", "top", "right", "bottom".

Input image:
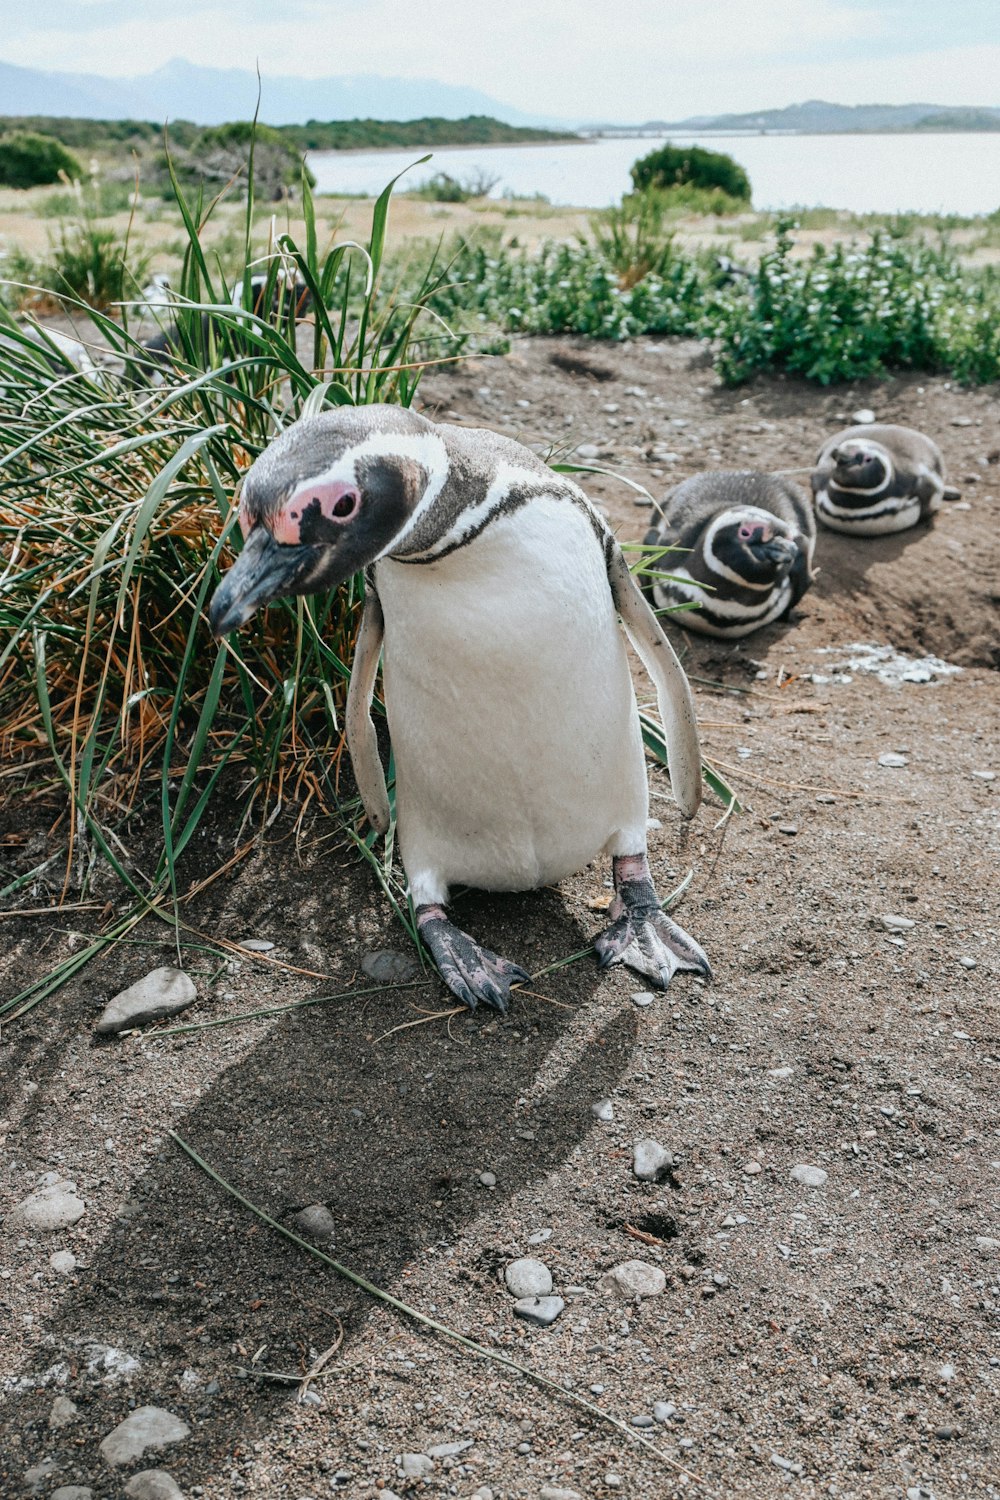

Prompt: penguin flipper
[
  {"left": 606, "top": 543, "right": 702, "bottom": 819},
  {"left": 346, "top": 587, "right": 391, "bottom": 835}
]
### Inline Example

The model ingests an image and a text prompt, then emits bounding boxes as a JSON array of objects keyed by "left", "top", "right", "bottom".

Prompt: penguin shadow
[
  {"left": 809, "top": 517, "right": 936, "bottom": 603},
  {"left": 5, "top": 869, "right": 636, "bottom": 1492}
]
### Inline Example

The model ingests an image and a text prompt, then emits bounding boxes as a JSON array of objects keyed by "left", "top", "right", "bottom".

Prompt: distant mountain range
[
  {"left": 0, "top": 57, "right": 561, "bottom": 128},
  {"left": 596, "top": 101, "right": 1000, "bottom": 134}
]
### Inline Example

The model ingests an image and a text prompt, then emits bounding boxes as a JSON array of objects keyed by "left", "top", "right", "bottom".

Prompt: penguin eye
[{"left": 330, "top": 489, "right": 359, "bottom": 520}]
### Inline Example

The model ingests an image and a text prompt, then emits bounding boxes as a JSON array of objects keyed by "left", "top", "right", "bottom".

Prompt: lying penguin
[
  {"left": 210, "top": 405, "right": 710, "bottom": 1011},
  {"left": 812, "top": 423, "right": 959, "bottom": 535},
  {"left": 641, "top": 470, "right": 816, "bottom": 638}
]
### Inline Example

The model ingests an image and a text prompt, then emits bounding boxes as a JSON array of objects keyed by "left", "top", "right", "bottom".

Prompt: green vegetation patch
[
  {"left": 0, "top": 130, "right": 83, "bottom": 189},
  {"left": 630, "top": 143, "right": 751, "bottom": 203}
]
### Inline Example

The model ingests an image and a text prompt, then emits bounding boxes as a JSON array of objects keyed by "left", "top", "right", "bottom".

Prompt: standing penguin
[
  {"left": 812, "top": 423, "right": 959, "bottom": 535},
  {"left": 642, "top": 470, "right": 816, "bottom": 639},
  {"left": 209, "top": 406, "right": 710, "bottom": 1011}
]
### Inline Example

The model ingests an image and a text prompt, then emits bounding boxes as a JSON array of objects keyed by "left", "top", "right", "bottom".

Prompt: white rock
[
  {"left": 575, "top": 443, "right": 600, "bottom": 460},
  {"left": 631, "top": 990, "right": 656, "bottom": 1008},
  {"left": 49, "top": 1250, "right": 78, "bottom": 1275},
  {"left": 768, "top": 1066, "right": 794, "bottom": 1079},
  {"left": 399, "top": 1453, "right": 434, "bottom": 1478},
  {"left": 24, "top": 1464, "right": 59, "bottom": 1496},
  {"left": 971, "top": 770, "right": 995, "bottom": 781},
  {"left": 743, "top": 1160, "right": 762, "bottom": 1176},
  {"left": 975, "top": 1236, "right": 1000, "bottom": 1255},
  {"left": 877, "top": 752, "right": 908, "bottom": 768},
  {"left": 238, "top": 938, "right": 274, "bottom": 951},
  {"left": 505, "top": 1257, "right": 553, "bottom": 1298},
  {"left": 959, "top": 956, "right": 977, "bottom": 970},
  {"left": 851, "top": 408, "right": 876, "bottom": 424},
  {"left": 591, "top": 1098, "right": 615, "bottom": 1122},
  {"left": 11, "top": 1178, "right": 85, "bottom": 1231},
  {"left": 541, "top": 1487, "right": 582, "bottom": 1500},
  {"left": 600, "top": 1260, "right": 666, "bottom": 1299},
  {"left": 513, "top": 1295, "right": 565, "bottom": 1326},
  {"left": 527, "top": 1227, "right": 552, "bottom": 1245},
  {"left": 95, "top": 967, "right": 196, "bottom": 1034},
  {"left": 50, "top": 1490, "right": 93, "bottom": 1500},
  {"left": 880, "top": 913, "right": 916, "bottom": 931},
  {"left": 124, "top": 1474, "right": 185, "bottom": 1500},
  {"left": 427, "top": 1440, "right": 473, "bottom": 1458},
  {"left": 653, "top": 1401, "right": 677, "bottom": 1422},
  {"left": 633, "top": 1138, "right": 673, "bottom": 1182},
  {"left": 49, "top": 1395, "right": 79, "bottom": 1429},
  {"left": 478, "top": 1171, "right": 497, "bottom": 1188},
  {"left": 790, "top": 1164, "right": 828, "bottom": 1188},
  {"left": 99, "top": 1407, "right": 191, "bottom": 1466}
]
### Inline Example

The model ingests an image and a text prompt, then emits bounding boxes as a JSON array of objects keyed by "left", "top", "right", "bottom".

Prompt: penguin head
[
  {"left": 705, "top": 506, "right": 799, "bottom": 585},
  {"left": 829, "top": 439, "right": 891, "bottom": 491},
  {"left": 209, "top": 406, "right": 446, "bottom": 636}
]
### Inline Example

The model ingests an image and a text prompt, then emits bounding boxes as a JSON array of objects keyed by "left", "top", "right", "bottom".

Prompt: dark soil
[{"left": 1, "top": 337, "right": 997, "bottom": 1500}]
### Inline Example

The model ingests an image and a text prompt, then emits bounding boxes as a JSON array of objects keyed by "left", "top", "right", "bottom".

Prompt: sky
[{"left": 2, "top": 0, "right": 999, "bottom": 121}]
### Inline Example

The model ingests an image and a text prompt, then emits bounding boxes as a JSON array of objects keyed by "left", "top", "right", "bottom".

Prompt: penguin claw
[
  {"left": 417, "top": 910, "right": 530, "bottom": 1013},
  {"left": 620, "top": 910, "right": 713, "bottom": 989}
]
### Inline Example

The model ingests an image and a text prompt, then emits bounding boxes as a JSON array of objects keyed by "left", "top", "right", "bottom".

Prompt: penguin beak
[
  {"left": 209, "top": 526, "right": 312, "bottom": 637},
  {"left": 757, "top": 535, "right": 797, "bottom": 568}
]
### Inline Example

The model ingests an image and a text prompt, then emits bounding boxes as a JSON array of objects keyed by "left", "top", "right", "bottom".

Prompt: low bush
[
  {"left": 409, "top": 169, "right": 500, "bottom": 202},
  {"left": 0, "top": 130, "right": 83, "bottom": 189},
  {"left": 631, "top": 142, "right": 751, "bottom": 203}
]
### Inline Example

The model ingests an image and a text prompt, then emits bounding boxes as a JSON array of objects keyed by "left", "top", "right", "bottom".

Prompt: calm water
[{"left": 307, "top": 132, "right": 1000, "bottom": 216}]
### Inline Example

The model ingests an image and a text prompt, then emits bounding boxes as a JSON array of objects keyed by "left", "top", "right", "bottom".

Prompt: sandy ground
[{"left": 1, "top": 336, "right": 998, "bottom": 1500}]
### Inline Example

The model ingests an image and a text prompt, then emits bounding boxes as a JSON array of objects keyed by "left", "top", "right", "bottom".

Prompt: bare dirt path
[{"left": 1, "top": 337, "right": 997, "bottom": 1499}]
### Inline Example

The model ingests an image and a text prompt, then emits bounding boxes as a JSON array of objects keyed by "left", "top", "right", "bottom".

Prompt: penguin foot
[
  {"left": 594, "top": 854, "right": 712, "bottom": 989},
  {"left": 416, "top": 904, "right": 531, "bottom": 1013}
]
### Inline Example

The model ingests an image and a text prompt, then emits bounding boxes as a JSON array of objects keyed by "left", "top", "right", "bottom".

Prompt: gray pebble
[
  {"left": 590, "top": 1383, "right": 605, "bottom": 1394},
  {"left": 881, "top": 913, "right": 916, "bottom": 932},
  {"left": 653, "top": 1401, "right": 676, "bottom": 1422},
  {"left": 49, "top": 1249, "right": 78, "bottom": 1274},
  {"left": 852, "top": 408, "right": 876, "bottom": 424},
  {"left": 742, "top": 1160, "right": 762, "bottom": 1175},
  {"left": 238, "top": 938, "right": 274, "bottom": 952},
  {"left": 124, "top": 1473, "right": 185, "bottom": 1500},
  {"left": 877, "top": 752, "right": 908, "bottom": 768},
  {"left": 399, "top": 1453, "right": 434, "bottom": 1478},
  {"left": 790, "top": 1164, "right": 828, "bottom": 1188},
  {"left": 478, "top": 1171, "right": 497, "bottom": 1188},
  {"left": 768, "top": 1066, "right": 794, "bottom": 1079},
  {"left": 361, "top": 949, "right": 421, "bottom": 985},
  {"left": 771, "top": 1454, "right": 803, "bottom": 1473},
  {"left": 23, "top": 1461, "right": 58, "bottom": 1495},
  {"left": 600, "top": 1260, "right": 666, "bottom": 1298},
  {"left": 513, "top": 1295, "right": 565, "bottom": 1326},
  {"left": 631, "top": 1414, "right": 654, "bottom": 1428},
  {"left": 99, "top": 1407, "right": 191, "bottom": 1466},
  {"left": 49, "top": 1395, "right": 79, "bottom": 1429},
  {"left": 959, "top": 956, "right": 977, "bottom": 970},
  {"left": 427, "top": 1440, "right": 472, "bottom": 1458},
  {"left": 11, "top": 1177, "right": 85, "bottom": 1231},
  {"left": 290, "top": 1204, "right": 336, "bottom": 1243},
  {"left": 605, "top": 1476, "right": 622, "bottom": 1489},
  {"left": 971, "top": 769, "right": 996, "bottom": 781},
  {"left": 778, "top": 824, "right": 798, "bottom": 836},
  {"left": 528, "top": 1227, "right": 552, "bottom": 1245},
  {"left": 575, "top": 443, "right": 600, "bottom": 460},
  {"left": 632, "top": 1137, "right": 673, "bottom": 1182},
  {"left": 505, "top": 1257, "right": 553, "bottom": 1298},
  {"left": 975, "top": 1236, "right": 999, "bottom": 1255},
  {"left": 631, "top": 990, "right": 656, "bottom": 1008},
  {"left": 96, "top": 967, "right": 196, "bottom": 1034},
  {"left": 591, "top": 1098, "right": 615, "bottom": 1122},
  {"left": 50, "top": 1490, "right": 93, "bottom": 1500},
  {"left": 540, "top": 1487, "right": 582, "bottom": 1500}
]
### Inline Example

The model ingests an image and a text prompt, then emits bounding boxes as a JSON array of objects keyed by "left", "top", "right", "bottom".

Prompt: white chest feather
[{"left": 375, "top": 499, "right": 648, "bottom": 900}]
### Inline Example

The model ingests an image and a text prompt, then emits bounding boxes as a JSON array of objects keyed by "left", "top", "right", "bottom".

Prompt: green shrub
[
  {"left": 0, "top": 131, "right": 83, "bottom": 189},
  {"left": 174, "top": 120, "right": 315, "bottom": 200},
  {"left": 631, "top": 143, "right": 750, "bottom": 202},
  {"left": 409, "top": 169, "right": 500, "bottom": 202},
  {"left": 590, "top": 191, "right": 677, "bottom": 287}
]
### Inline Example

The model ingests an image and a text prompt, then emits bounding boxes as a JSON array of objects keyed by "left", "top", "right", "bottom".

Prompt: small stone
[
  {"left": 768, "top": 1066, "right": 794, "bottom": 1079},
  {"left": 791, "top": 1164, "right": 828, "bottom": 1188},
  {"left": 605, "top": 1475, "right": 622, "bottom": 1489},
  {"left": 540, "top": 1487, "right": 582, "bottom": 1500},
  {"left": 23, "top": 1461, "right": 59, "bottom": 1494},
  {"left": 575, "top": 443, "right": 600, "bottom": 460},
  {"left": 877, "top": 752, "right": 908, "bottom": 768},
  {"left": 361, "top": 949, "right": 421, "bottom": 985},
  {"left": 590, "top": 1383, "right": 605, "bottom": 1394},
  {"left": 633, "top": 1138, "right": 673, "bottom": 1182},
  {"left": 816, "top": 793, "right": 835, "bottom": 804},
  {"left": 49, "top": 1395, "right": 79, "bottom": 1429},
  {"left": 527, "top": 1227, "right": 552, "bottom": 1245},
  {"left": 513, "top": 1295, "right": 565, "bottom": 1326},
  {"left": 400, "top": 1453, "right": 434, "bottom": 1479},
  {"left": 95, "top": 967, "right": 196, "bottom": 1034},
  {"left": 50, "top": 1490, "right": 93, "bottom": 1500},
  {"left": 49, "top": 1250, "right": 78, "bottom": 1274},
  {"left": 516, "top": 398, "right": 532, "bottom": 409},
  {"left": 958, "top": 956, "right": 977, "bottom": 970},
  {"left": 99, "top": 1407, "right": 191, "bottom": 1466},
  {"left": 591, "top": 1098, "right": 615, "bottom": 1122},
  {"left": 600, "top": 1260, "right": 666, "bottom": 1299},
  {"left": 742, "top": 1160, "right": 762, "bottom": 1176},
  {"left": 427, "top": 1440, "right": 473, "bottom": 1458},
  {"left": 971, "top": 770, "right": 995, "bottom": 781},
  {"left": 124, "top": 1474, "right": 185, "bottom": 1500},
  {"left": 653, "top": 1401, "right": 676, "bottom": 1422},
  {"left": 238, "top": 938, "right": 274, "bottom": 951},
  {"left": 504, "top": 1258, "right": 553, "bottom": 1298},
  {"left": 11, "top": 1178, "right": 85, "bottom": 1231},
  {"left": 852, "top": 408, "right": 876, "bottom": 424},
  {"left": 778, "top": 824, "right": 798, "bottom": 836},
  {"left": 478, "top": 1171, "right": 497, "bottom": 1188},
  {"left": 633, "top": 494, "right": 654, "bottom": 507},
  {"left": 880, "top": 914, "right": 916, "bottom": 932},
  {"left": 975, "top": 1236, "right": 999, "bottom": 1254},
  {"left": 771, "top": 1454, "right": 803, "bottom": 1474},
  {"left": 631, "top": 990, "right": 656, "bottom": 1008},
  {"left": 950, "top": 415, "right": 973, "bottom": 426},
  {"left": 631, "top": 1413, "right": 654, "bottom": 1428},
  {"left": 290, "top": 1204, "right": 335, "bottom": 1243}
]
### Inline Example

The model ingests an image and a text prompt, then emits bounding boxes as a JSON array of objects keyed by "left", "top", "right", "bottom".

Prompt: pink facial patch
[
  {"left": 739, "top": 521, "right": 771, "bottom": 543},
  {"left": 270, "top": 481, "right": 361, "bottom": 544}
]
